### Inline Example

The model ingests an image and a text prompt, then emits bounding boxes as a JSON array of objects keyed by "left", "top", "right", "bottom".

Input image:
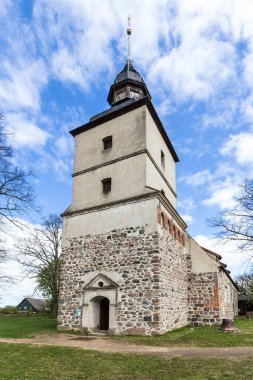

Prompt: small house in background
[{"left": 17, "top": 298, "right": 47, "bottom": 313}]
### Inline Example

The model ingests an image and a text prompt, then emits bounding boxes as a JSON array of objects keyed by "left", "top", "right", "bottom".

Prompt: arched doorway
[
  {"left": 88, "top": 296, "right": 110, "bottom": 331},
  {"left": 99, "top": 297, "right": 109, "bottom": 330}
]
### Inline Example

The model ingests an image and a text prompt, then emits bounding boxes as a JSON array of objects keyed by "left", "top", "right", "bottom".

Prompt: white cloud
[
  {"left": 220, "top": 131, "right": 253, "bottom": 166},
  {"left": 184, "top": 170, "right": 212, "bottom": 187},
  {"left": 32, "top": 0, "right": 238, "bottom": 103},
  {"left": 0, "top": 0, "right": 11, "bottom": 18},
  {"left": 202, "top": 177, "right": 241, "bottom": 209},
  {"left": 177, "top": 197, "right": 196, "bottom": 212},
  {"left": 149, "top": 38, "right": 234, "bottom": 101},
  {"left": 183, "top": 162, "right": 246, "bottom": 211},
  {"left": 0, "top": 59, "right": 47, "bottom": 112},
  {"left": 2, "top": 0, "right": 253, "bottom": 114},
  {"left": 195, "top": 234, "right": 252, "bottom": 277},
  {"left": 55, "top": 135, "right": 73, "bottom": 157},
  {"left": 6, "top": 113, "right": 51, "bottom": 150},
  {"left": 181, "top": 214, "right": 194, "bottom": 225}
]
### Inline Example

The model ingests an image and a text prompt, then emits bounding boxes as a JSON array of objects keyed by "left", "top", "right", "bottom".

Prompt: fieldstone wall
[
  {"left": 58, "top": 224, "right": 167, "bottom": 335},
  {"left": 218, "top": 270, "right": 238, "bottom": 319},
  {"left": 58, "top": 209, "right": 238, "bottom": 334},
  {"left": 188, "top": 272, "right": 221, "bottom": 325},
  {"left": 158, "top": 228, "right": 189, "bottom": 332}
]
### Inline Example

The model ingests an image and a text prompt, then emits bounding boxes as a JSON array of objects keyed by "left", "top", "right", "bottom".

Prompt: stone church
[{"left": 58, "top": 26, "right": 238, "bottom": 335}]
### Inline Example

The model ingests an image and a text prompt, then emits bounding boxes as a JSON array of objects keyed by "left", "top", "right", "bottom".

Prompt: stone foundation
[
  {"left": 58, "top": 220, "right": 238, "bottom": 334},
  {"left": 58, "top": 224, "right": 164, "bottom": 335},
  {"left": 188, "top": 272, "right": 221, "bottom": 325}
]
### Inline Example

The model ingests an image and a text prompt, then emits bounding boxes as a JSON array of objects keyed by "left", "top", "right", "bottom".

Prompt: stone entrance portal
[{"left": 80, "top": 271, "right": 121, "bottom": 334}]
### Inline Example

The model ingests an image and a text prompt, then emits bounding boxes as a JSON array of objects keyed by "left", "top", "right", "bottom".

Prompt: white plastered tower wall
[{"left": 70, "top": 105, "right": 176, "bottom": 213}]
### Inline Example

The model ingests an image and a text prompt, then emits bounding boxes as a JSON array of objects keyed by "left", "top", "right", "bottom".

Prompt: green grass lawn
[
  {"left": 0, "top": 318, "right": 253, "bottom": 379},
  {"left": 0, "top": 343, "right": 252, "bottom": 380},
  {"left": 112, "top": 318, "right": 253, "bottom": 348},
  {"left": 0, "top": 316, "right": 253, "bottom": 348},
  {"left": 0, "top": 315, "right": 57, "bottom": 338}
]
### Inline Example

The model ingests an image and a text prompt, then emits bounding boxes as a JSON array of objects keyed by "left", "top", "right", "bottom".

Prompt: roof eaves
[
  {"left": 219, "top": 266, "right": 239, "bottom": 290},
  {"left": 201, "top": 246, "right": 222, "bottom": 260},
  {"left": 69, "top": 97, "right": 179, "bottom": 163}
]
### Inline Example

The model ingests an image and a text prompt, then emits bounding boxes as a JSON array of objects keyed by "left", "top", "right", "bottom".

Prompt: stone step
[{"left": 88, "top": 330, "right": 108, "bottom": 337}]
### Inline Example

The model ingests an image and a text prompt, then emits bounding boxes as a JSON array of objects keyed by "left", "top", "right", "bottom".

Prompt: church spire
[
  {"left": 107, "top": 18, "right": 151, "bottom": 106},
  {"left": 127, "top": 15, "right": 132, "bottom": 62}
]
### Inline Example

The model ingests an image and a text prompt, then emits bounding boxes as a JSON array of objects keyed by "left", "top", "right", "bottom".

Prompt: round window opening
[{"left": 98, "top": 281, "right": 104, "bottom": 288}]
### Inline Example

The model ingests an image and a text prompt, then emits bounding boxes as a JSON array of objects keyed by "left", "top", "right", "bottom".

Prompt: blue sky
[{"left": 1, "top": 0, "right": 253, "bottom": 305}]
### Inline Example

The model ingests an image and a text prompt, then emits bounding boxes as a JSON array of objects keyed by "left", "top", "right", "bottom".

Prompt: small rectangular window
[
  {"left": 161, "top": 150, "right": 165, "bottom": 169},
  {"left": 103, "top": 136, "right": 112, "bottom": 150},
  {"left": 102, "top": 178, "right": 111, "bottom": 193}
]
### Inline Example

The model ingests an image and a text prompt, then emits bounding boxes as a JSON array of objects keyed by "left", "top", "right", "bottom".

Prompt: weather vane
[{"left": 127, "top": 15, "right": 132, "bottom": 61}]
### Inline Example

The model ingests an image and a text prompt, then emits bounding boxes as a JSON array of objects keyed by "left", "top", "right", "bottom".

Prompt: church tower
[
  {"left": 58, "top": 22, "right": 188, "bottom": 335},
  {"left": 58, "top": 21, "right": 237, "bottom": 335}
]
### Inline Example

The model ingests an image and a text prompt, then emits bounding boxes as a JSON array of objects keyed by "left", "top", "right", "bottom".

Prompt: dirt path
[{"left": 1, "top": 334, "right": 253, "bottom": 357}]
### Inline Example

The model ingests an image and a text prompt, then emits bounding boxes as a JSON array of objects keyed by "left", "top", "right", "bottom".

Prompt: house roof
[
  {"left": 70, "top": 96, "right": 179, "bottom": 163},
  {"left": 17, "top": 297, "right": 46, "bottom": 312},
  {"left": 200, "top": 246, "right": 238, "bottom": 290}
]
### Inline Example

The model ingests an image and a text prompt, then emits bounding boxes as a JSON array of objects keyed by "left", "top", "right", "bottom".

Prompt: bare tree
[
  {"left": 0, "top": 113, "right": 36, "bottom": 291},
  {"left": 208, "top": 179, "right": 253, "bottom": 254},
  {"left": 0, "top": 114, "right": 35, "bottom": 229},
  {"left": 16, "top": 214, "right": 62, "bottom": 316}
]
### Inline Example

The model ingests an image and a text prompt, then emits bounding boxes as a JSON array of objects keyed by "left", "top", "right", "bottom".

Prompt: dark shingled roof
[
  {"left": 90, "top": 98, "right": 136, "bottom": 122},
  {"left": 114, "top": 60, "right": 144, "bottom": 84}
]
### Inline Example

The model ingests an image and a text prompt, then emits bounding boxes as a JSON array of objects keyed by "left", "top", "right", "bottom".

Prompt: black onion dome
[
  {"left": 107, "top": 59, "right": 150, "bottom": 106},
  {"left": 114, "top": 60, "right": 144, "bottom": 84}
]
